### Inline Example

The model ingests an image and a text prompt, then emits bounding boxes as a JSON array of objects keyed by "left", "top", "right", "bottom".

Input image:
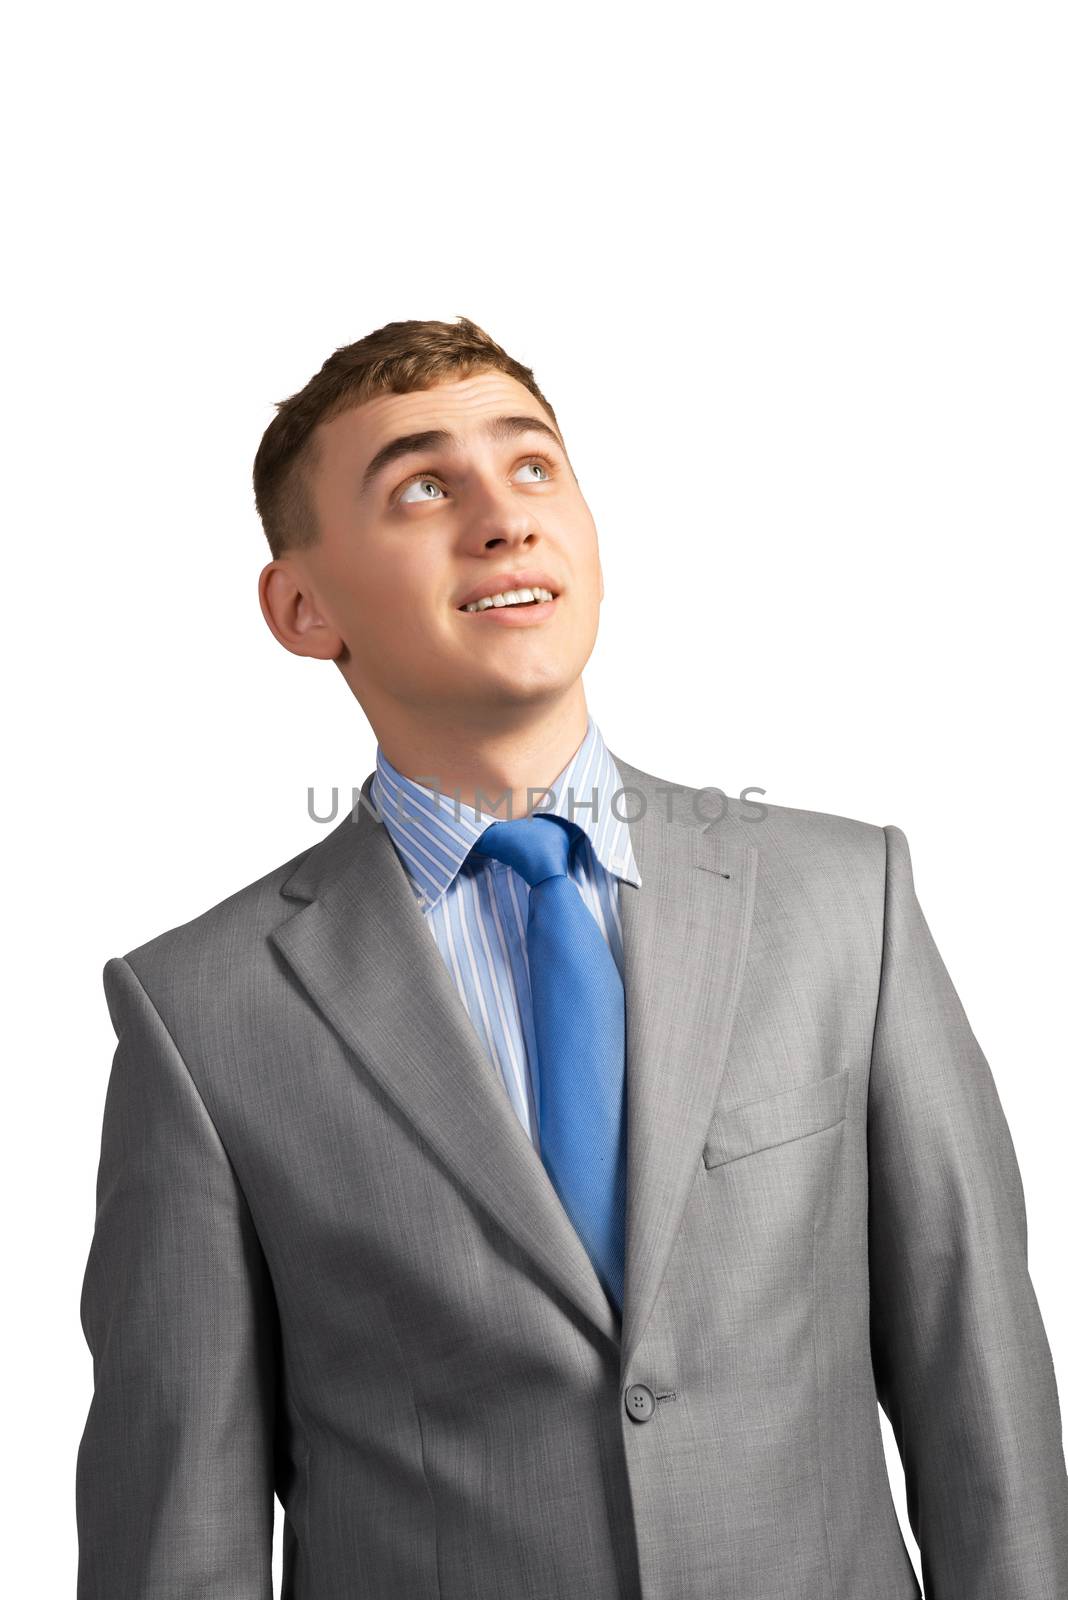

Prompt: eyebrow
[{"left": 360, "top": 414, "right": 566, "bottom": 496}]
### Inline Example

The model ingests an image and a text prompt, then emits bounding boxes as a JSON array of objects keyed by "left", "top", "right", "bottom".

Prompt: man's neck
[{"left": 375, "top": 693, "right": 592, "bottom": 820}]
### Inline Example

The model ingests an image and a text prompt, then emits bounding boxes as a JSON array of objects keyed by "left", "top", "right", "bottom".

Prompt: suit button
[{"left": 624, "top": 1383, "right": 656, "bottom": 1422}]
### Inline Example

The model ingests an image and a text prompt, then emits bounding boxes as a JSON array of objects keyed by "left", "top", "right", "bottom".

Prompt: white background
[{"left": 4, "top": 2, "right": 1065, "bottom": 1590}]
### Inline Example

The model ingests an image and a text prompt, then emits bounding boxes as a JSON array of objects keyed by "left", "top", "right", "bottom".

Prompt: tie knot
[{"left": 471, "top": 812, "right": 577, "bottom": 889}]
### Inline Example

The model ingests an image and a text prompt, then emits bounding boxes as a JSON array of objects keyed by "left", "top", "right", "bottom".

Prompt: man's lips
[
  {"left": 457, "top": 593, "right": 560, "bottom": 626},
  {"left": 454, "top": 570, "right": 561, "bottom": 610}
]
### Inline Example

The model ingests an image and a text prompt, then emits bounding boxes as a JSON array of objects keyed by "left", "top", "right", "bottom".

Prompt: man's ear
[
  {"left": 258, "top": 559, "right": 344, "bottom": 661},
  {"left": 599, "top": 564, "right": 605, "bottom": 603}
]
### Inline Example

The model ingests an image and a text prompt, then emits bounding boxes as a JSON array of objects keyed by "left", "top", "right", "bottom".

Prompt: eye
[
  {"left": 397, "top": 475, "right": 445, "bottom": 505},
  {"left": 395, "top": 455, "right": 554, "bottom": 505}
]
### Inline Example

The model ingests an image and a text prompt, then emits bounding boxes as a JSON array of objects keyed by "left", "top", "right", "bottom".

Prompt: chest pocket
[{"left": 702, "top": 1067, "right": 851, "bottom": 1170}]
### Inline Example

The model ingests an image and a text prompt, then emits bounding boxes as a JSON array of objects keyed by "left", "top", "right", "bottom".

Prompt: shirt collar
[{"left": 370, "top": 714, "right": 642, "bottom": 911}]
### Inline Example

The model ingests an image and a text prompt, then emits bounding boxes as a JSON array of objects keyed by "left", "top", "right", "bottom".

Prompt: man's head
[{"left": 253, "top": 316, "right": 604, "bottom": 744}]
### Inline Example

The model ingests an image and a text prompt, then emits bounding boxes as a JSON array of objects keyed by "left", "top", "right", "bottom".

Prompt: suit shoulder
[
  {"left": 741, "top": 793, "right": 886, "bottom": 852},
  {"left": 613, "top": 754, "right": 886, "bottom": 865},
  {"left": 654, "top": 783, "right": 889, "bottom": 893},
  {"left": 720, "top": 791, "right": 887, "bottom": 877},
  {"left": 109, "top": 833, "right": 320, "bottom": 999},
  {"left": 710, "top": 795, "right": 889, "bottom": 948},
  {"left": 632, "top": 766, "right": 886, "bottom": 859}
]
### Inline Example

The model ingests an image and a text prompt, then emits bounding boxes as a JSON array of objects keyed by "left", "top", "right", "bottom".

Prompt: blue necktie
[{"left": 472, "top": 813, "right": 627, "bottom": 1314}]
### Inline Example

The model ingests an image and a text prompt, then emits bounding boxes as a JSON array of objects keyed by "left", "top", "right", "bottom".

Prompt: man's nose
[{"left": 463, "top": 479, "right": 541, "bottom": 548}]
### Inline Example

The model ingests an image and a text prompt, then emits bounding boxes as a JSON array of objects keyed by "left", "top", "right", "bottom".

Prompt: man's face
[{"left": 269, "top": 370, "right": 604, "bottom": 727}]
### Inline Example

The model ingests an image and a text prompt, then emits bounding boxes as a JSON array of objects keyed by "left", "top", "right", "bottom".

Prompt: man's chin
[{"left": 448, "top": 673, "right": 580, "bottom": 719}]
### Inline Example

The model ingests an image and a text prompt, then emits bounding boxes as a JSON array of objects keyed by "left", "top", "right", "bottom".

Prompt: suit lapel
[
  {"left": 610, "top": 753, "right": 758, "bottom": 1375},
  {"left": 269, "top": 771, "right": 620, "bottom": 1344},
  {"left": 269, "top": 755, "right": 757, "bottom": 1368}
]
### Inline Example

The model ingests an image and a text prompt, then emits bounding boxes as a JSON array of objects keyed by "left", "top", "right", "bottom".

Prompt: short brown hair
[{"left": 252, "top": 315, "right": 562, "bottom": 560}]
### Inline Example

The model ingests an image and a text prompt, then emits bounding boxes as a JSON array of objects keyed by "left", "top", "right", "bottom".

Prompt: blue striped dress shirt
[{"left": 369, "top": 715, "right": 642, "bottom": 1155}]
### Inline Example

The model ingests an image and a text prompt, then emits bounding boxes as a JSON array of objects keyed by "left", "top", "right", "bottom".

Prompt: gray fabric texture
[{"left": 76, "top": 752, "right": 1068, "bottom": 1598}]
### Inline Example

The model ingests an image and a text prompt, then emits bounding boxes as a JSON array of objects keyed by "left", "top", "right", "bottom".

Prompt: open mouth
[{"left": 457, "top": 587, "right": 558, "bottom": 614}]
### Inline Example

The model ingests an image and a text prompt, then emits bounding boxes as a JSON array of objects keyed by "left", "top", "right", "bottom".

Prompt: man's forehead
[{"left": 320, "top": 371, "right": 549, "bottom": 459}]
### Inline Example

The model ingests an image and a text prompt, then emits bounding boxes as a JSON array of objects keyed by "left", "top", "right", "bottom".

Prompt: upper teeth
[{"left": 461, "top": 586, "right": 554, "bottom": 612}]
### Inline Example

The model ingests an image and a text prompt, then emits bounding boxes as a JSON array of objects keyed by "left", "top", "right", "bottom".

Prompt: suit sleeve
[
  {"left": 867, "top": 824, "right": 1068, "bottom": 1597},
  {"left": 76, "top": 955, "right": 277, "bottom": 1599}
]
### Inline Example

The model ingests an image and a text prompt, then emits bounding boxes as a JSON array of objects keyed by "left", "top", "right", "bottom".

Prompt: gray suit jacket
[{"left": 77, "top": 753, "right": 1068, "bottom": 1599}]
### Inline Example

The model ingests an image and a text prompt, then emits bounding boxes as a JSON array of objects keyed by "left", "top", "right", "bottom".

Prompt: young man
[{"left": 77, "top": 316, "right": 1068, "bottom": 1599}]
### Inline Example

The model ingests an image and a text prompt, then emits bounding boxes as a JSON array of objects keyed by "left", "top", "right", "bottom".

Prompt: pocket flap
[{"left": 702, "top": 1067, "right": 851, "bottom": 1170}]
